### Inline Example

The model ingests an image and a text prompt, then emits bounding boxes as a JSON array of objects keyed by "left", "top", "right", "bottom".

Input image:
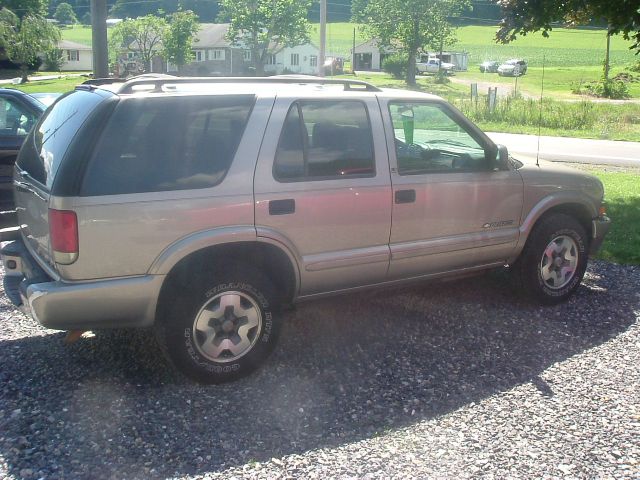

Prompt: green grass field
[{"left": 590, "top": 170, "right": 640, "bottom": 265}]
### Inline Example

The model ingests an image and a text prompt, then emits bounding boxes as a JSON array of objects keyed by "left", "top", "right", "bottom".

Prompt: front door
[
  {"left": 254, "top": 96, "right": 392, "bottom": 295},
  {"left": 381, "top": 99, "right": 524, "bottom": 279}
]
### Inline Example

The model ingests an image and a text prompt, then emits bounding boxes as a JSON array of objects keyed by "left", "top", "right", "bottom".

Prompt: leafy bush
[
  {"left": 571, "top": 77, "right": 630, "bottom": 99},
  {"left": 382, "top": 54, "right": 407, "bottom": 79},
  {"left": 43, "top": 49, "right": 65, "bottom": 71}
]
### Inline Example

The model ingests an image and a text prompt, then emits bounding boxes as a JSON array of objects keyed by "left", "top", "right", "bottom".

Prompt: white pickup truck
[{"left": 416, "top": 58, "right": 455, "bottom": 75}]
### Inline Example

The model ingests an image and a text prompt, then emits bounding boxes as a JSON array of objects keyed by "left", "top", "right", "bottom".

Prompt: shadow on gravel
[{"left": 0, "top": 260, "right": 637, "bottom": 479}]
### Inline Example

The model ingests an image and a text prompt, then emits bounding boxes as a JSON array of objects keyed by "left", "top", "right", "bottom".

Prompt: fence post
[
  {"left": 470, "top": 83, "right": 478, "bottom": 108},
  {"left": 488, "top": 87, "right": 497, "bottom": 113}
]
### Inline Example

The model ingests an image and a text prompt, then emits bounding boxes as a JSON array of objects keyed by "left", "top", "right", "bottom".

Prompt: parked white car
[{"left": 416, "top": 58, "right": 455, "bottom": 75}]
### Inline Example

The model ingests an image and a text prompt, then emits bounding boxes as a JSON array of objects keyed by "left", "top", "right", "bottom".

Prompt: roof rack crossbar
[{"left": 115, "top": 76, "right": 382, "bottom": 94}]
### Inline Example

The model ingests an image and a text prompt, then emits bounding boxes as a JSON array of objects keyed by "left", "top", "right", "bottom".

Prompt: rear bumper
[
  {"left": 1, "top": 239, "right": 164, "bottom": 330},
  {"left": 590, "top": 215, "right": 611, "bottom": 255}
]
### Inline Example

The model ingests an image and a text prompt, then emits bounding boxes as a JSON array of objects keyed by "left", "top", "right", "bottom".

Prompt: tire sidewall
[
  {"left": 160, "top": 270, "right": 280, "bottom": 383},
  {"left": 534, "top": 225, "right": 587, "bottom": 301},
  {"left": 516, "top": 214, "right": 589, "bottom": 304}
]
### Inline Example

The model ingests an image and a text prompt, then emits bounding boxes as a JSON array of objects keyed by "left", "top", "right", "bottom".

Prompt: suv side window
[
  {"left": 81, "top": 95, "right": 254, "bottom": 196},
  {"left": 389, "top": 102, "right": 489, "bottom": 175},
  {"left": 273, "top": 100, "right": 375, "bottom": 181}
]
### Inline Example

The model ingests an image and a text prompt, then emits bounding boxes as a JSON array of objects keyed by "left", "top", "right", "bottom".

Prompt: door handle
[
  {"left": 395, "top": 189, "right": 416, "bottom": 204},
  {"left": 269, "top": 199, "right": 295, "bottom": 215}
]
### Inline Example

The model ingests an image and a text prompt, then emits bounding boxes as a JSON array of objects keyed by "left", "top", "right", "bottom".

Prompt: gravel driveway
[{"left": 0, "top": 260, "right": 638, "bottom": 479}]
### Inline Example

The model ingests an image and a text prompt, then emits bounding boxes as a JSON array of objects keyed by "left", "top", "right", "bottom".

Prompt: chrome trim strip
[
  {"left": 303, "top": 245, "right": 390, "bottom": 272},
  {"left": 391, "top": 228, "right": 518, "bottom": 260}
]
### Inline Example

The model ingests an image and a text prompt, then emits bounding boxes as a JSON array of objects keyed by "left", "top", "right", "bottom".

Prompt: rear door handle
[
  {"left": 395, "top": 189, "right": 416, "bottom": 204},
  {"left": 269, "top": 199, "right": 295, "bottom": 215}
]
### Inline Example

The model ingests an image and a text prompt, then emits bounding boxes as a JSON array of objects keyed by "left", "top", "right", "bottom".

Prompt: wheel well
[
  {"left": 159, "top": 242, "right": 297, "bottom": 306},
  {"left": 540, "top": 203, "right": 593, "bottom": 239}
]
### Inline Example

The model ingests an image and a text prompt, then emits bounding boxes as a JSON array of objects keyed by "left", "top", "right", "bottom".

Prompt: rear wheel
[
  {"left": 155, "top": 265, "right": 281, "bottom": 383},
  {"left": 514, "top": 213, "right": 588, "bottom": 304}
]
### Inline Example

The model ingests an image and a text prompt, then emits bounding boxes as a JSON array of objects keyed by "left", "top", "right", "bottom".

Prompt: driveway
[{"left": 0, "top": 260, "right": 638, "bottom": 479}]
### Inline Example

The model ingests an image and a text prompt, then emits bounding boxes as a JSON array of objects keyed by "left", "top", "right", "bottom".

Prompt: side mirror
[{"left": 494, "top": 143, "right": 509, "bottom": 170}]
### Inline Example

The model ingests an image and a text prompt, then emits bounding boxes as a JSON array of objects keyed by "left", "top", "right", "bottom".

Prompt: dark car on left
[{"left": 0, "top": 88, "right": 48, "bottom": 232}]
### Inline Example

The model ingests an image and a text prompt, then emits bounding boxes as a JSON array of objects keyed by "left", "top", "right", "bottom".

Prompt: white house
[
  {"left": 264, "top": 43, "right": 320, "bottom": 75},
  {"left": 167, "top": 24, "right": 320, "bottom": 76},
  {"left": 353, "top": 39, "right": 396, "bottom": 71},
  {"left": 56, "top": 40, "right": 93, "bottom": 71}
]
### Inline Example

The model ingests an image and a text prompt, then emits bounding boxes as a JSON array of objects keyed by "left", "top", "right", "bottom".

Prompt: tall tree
[
  {"left": 496, "top": 0, "right": 640, "bottom": 52},
  {"left": 163, "top": 9, "right": 199, "bottom": 74},
  {"left": 353, "top": 0, "right": 470, "bottom": 85},
  {"left": 54, "top": 2, "right": 77, "bottom": 25},
  {"left": 109, "top": 14, "right": 167, "bottom": 73},
  {"left": 0, "top": 9, "right": 61, "bottom": 82},
  {"left": 0, "top": 0, "right": 47, "bottom": 18},
  {"left": 218, "top": 0, "right": 312, "bottom": 76}
]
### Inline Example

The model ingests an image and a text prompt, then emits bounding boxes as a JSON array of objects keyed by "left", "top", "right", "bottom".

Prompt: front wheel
[
  {"left": 513, "top": 213, "right": 589, "bottom": 304},
  {"left": 155, "top": 265, "right": 281, "bottom": 383}
]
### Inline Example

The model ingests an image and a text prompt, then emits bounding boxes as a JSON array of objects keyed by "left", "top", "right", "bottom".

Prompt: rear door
[{"left": 254, "top": 95, "right": 392, "bottom": 295}]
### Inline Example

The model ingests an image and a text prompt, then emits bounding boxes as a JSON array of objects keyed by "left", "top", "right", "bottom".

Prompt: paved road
[{"left": 487, "top": 132, "right": 640, "bottom": 168}]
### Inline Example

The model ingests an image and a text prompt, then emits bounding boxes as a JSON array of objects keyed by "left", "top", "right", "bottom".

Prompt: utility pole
[
  {"left": 319, "top": 0, "right": 326, "bottom": 77},
  {"left": 352, "top": 27, "right": 356, "bottom": 74},
  {"left": 91, "top": 0, "right": 108, "bottom": 78}
]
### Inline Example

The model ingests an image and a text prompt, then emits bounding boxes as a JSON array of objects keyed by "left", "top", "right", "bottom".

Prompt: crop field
[{"left": 63, "top": 23, "right": 637, "bottom": 68}]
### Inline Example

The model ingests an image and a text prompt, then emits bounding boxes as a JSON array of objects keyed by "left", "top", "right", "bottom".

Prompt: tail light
[{"left": 48, "top": 209, "right": 79, "bottom": 265}]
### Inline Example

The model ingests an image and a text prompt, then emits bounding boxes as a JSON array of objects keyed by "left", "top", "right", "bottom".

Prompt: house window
[
  {"left": 310, "top": 55, "right": 317, "bottom": 67},
  {"left": 67, "top": 50, "right": 79, "bottom": 61},
  {"left": 243, "top": 50, "right": 251, "bottom": 61},
  {"left": 291, "top": 53, "right": 299, "bottom": 66},
  {"left": 194, "top": 50, "right": 204, "bottom": 62},
  {"left": 211, "top": 49, "right": 225, "bottom": 60},
  {"left": 266, "top": 54, "right": 276, "bottom": 65},
  {"left": 127, "top": 52, "right": 135, "bottom": 60}
]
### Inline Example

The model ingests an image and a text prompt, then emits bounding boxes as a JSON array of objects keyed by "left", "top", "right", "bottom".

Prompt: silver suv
[{"left": 1, "top": 77, "right": 610, "bottom": 383}]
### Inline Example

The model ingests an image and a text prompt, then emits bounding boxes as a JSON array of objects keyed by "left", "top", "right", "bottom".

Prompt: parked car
[
  {"left": 1, "top": 76, "right": 610, "bottom": 384},
  {"left": 479, "top": 60, "right": 499, "bottom": 73},
  {"left": 498, "top": 59, "right": 528, "bottom": 77},
  {"left": 416, "top": 58, "right": 455, "bottom": 75},
  {"left": 0, "top": 88, "right": 47, "bottom": 230}
]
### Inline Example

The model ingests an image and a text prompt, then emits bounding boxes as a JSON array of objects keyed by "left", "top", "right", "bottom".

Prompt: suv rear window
[
  {"left": 81, "top": 95, "right": 254, "bottom": 196},
  {"left": 18, "top": 90, "right": 106, "bottom": 188}
]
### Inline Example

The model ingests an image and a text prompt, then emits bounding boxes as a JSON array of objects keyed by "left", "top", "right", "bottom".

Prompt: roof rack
[{"left": 114, "top": 76, "right": 382, "bottom": 94}]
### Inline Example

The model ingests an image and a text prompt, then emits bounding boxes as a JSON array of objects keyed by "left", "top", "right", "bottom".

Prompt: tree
[
  {"left": 163, "top": 9, "right": 199, "bottom": 74},
  {"left": 496, "top": 0, "right": 640, "bottom": 52},
  {"left": 353, "top": 0, "right": 470, "bottom": 85},
  {"left": 110, "top": 0, "right": 219, "bottom": 22},
  {"left": 54, "top": 2, "right": 78, "bottom": 25},
  {"left": 109, "top": 15, "right": 168, "bottom": 73},
  {"left": 218, "top": 0, "right": 312, "bottom": 76},
  {"left": 0, "top": 9, "right": 61, "bottom": 82},
  {"left": 0, "top": 0, "right": 47, "bottom": 18}
]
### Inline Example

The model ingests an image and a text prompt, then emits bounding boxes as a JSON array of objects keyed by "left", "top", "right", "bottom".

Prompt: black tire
[
  {"left": 155, "top": 264, "right": 281, "bottom": 384},
  {"left": 514, "top": 213, "right": 589, "bottom": 304}
]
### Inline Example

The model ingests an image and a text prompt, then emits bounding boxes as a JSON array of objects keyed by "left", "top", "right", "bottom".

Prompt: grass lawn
[
  {"left": 6, "top": 76, "right": 85, "bottom": 94},
  {"left": 588, "top": 169, "right": 640, "bottom": 265},
  {"left": 59, "top": 24, "right": 96, "bottom": 46}
]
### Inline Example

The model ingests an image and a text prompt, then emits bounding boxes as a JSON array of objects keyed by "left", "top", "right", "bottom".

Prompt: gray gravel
[{"left": 0, "top": 259, "right": 638, "bottom": 479}]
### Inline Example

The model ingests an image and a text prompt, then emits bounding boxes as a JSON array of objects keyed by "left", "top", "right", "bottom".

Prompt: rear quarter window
[
  {"left": 81, "top": 95, "right": 254, "bottom": 196},
  {"left": 17, "top": 90, "right": 107, "bottom": 188}
]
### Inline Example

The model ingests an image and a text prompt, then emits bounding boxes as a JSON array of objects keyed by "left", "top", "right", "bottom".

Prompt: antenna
[{"left": 536, "top": 54, "right": 546, "bottom": 167}]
